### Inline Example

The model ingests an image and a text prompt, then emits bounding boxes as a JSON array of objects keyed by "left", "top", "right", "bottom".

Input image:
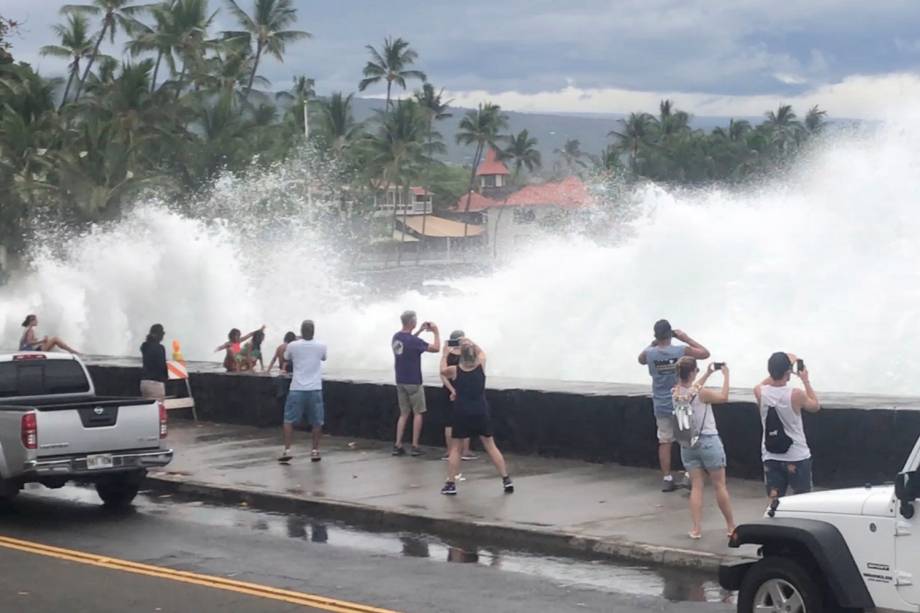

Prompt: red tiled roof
[
  {"left": 475, "top": 147, "right": 510, "bottom": 176},
  {"left": 504, "top": 176, "right": 594, "bottom": 209},
  {"left": 410, "top": 186, "right": 432, "bottom": 196},
  {"left": 452, "top": 190, "right": 500, "bottom": 212}
]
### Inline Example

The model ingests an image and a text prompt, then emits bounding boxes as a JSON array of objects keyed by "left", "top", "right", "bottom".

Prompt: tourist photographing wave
[{"left": 1, "top": 120, "right": 920, "bottom": 394}]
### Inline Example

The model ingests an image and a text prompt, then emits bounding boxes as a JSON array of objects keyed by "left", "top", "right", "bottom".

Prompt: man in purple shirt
[{"left": 392, "top": 310, "right": 440, "bottom": 456}]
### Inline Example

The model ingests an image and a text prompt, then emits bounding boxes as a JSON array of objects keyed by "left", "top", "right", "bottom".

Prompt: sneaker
[
  {"left": 454, "top": 473, "right": 466, "bottom": 482},
  {"left": 278, "top": 448, "right": 292, "bottom": 464},
  {"left": 662, "top": 476, "right": 678, "bottom": 492},
  {"left": 392, "top": 445, "right": 406, "bottom": 456},
  {"left": 441, "top": 481, "right": 457, "bottom": 496},
  {"left": 461, "top": 453, "right": 478, "bottom": 461},
  {"left": 502, "top": 476, "right": 514, "bottom": 493},
  {"left": 310, "top": 449, "right": 321, "bottom": 463},
  {"left": 410, "top": 446, "right": 424, "bottom": 457}
]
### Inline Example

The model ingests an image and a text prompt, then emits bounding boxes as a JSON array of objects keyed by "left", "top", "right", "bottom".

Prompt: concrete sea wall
[{"left": 88, "top": 364, "right": 920, "bottom": 488}]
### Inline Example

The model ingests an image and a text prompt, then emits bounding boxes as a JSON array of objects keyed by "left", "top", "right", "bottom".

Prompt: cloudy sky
[{"left": 5, "top": 0, "right": 920, "bottom": 118}]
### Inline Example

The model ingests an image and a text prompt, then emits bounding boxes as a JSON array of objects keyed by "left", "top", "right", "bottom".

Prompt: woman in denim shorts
[{"left": 672, "top": 357, "right": 735, "bottom": 540}]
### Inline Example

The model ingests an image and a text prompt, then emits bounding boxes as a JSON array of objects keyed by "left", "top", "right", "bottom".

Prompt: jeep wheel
[
  {"left": 95, "top": 473, "right": 142, "bottom": 509},
  {"left": 738, "top": 557, "right": 823, "bottom": 613}
]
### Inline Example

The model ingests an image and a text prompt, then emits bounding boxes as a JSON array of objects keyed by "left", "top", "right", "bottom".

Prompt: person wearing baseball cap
[{"left": 639, "top": 319, "right": 710, "bottom": 492}]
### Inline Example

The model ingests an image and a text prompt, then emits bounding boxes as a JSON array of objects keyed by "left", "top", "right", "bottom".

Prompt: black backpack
[{"left": 764, "top": 405, "right": 793, "bottom": 454}]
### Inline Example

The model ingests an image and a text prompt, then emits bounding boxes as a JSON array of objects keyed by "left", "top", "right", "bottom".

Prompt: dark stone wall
[{"left": 89, "top": 365, "right": 920, "bottom": 489}]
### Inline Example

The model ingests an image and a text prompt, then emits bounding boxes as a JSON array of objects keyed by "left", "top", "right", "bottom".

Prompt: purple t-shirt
[{"left": 392, "top": 331, "right": 430, "bottom": 385}]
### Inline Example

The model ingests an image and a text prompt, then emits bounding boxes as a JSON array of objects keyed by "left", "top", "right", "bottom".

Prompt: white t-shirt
[{"left": 284, "top": 339, "right": 327, "bottom": 391}]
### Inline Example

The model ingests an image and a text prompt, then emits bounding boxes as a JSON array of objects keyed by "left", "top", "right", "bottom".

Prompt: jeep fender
[{"left": 720, "top": 518, "right": 874, "bottom": 609}]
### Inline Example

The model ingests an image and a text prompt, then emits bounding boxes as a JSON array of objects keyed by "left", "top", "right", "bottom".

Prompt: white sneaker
[{"left": 278, "top": 448, "right": 293, "bottom": 463}]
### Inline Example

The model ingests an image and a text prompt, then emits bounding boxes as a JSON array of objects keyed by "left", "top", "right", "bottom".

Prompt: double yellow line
[{"left": 0, "top": 535, "right": 400, "bottom": 613}]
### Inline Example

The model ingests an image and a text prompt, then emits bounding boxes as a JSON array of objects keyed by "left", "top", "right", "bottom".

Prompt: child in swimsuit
[{"left": 215, "top": 325, "right": 265, "bottom": 372}]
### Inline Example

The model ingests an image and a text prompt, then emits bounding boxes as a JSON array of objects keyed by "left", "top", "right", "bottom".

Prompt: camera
[
  {"left": 796, "top": 358, "right": 805, "bottom": 373},
  {"left": 447, "top": 339, "right": 460, "bottom": 347},
  {"left": 713, "top": 362, "right": 724, "bottom": 370}
]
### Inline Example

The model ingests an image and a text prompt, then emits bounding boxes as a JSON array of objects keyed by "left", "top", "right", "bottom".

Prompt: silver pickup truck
[{"left": 0, "top": 352, "right": 173, "bottom": 507}]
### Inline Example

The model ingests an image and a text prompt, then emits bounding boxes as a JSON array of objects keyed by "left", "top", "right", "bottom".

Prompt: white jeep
[{"left": 720, "top": 434, "right": 920, "bottom": 613}]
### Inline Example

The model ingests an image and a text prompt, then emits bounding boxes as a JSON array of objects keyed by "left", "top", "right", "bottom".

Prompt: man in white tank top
[{"left": 753, "top": 352, "right": 820, "bottom": 501}]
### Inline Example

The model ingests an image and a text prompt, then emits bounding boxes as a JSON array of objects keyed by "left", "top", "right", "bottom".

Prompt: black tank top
[{"left": 454, "top": 365, "right": 488, "bottom": 415}]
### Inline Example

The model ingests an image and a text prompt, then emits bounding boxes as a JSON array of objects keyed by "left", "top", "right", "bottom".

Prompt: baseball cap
[
  {"left": 449, "top": 330, "right": 465, "bottom": 341},
  {"left": 768, "top": 352, "right": 793, "bottom": 379}
]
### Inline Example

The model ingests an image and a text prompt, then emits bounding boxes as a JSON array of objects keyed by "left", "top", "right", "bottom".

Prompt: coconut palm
[
  {"left": 656, "top": 99, "right": 690, "bottom": 143},
  {"left": 358, "top": 37, "right": 426, "bottom": 110},
  {"left": 275, "top": 75, "right": 316, "bottom": 137},
  {"left": 413, "top": 83, "right": 450, "bottom": 262},
  {"left": 456, "top": 102, "right": 507, "bottom": 239},
  {"left": 609, "top": 112, "right": 655, "bottom": 174},
  {"left": 805, "top": 105, "right": 827, "bottom": 134},
  {"left": 61, "top": 0, "right": 152, "bottom": 102},
  {"left": 315, "top": 91, "right": 360, "bottom": 156},
  {"left": 493, "top": 129, "right": 541, "bottom": 257},
  {"left": 554, "top": 138, "right": 587, "bottom": 175},
  {"left": 763, "top": 104, "right": 803, "bottom": 154},
  {"left": 40, "top": 14, "right": 97, "bottom": 108},
  {"left": 222, "top": 0, "right": 311, "bottom": 98}
]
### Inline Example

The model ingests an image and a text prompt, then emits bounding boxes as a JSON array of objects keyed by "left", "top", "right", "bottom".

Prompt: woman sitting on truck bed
[
  {"left": 19, "top": 314, "right": 80, "bottom": 354},
  {"left": 215, "top": 325, "right": 265, "bottom": 372}
]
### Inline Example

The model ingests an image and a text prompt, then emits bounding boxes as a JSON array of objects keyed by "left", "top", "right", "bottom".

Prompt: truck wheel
[
  {"left": 95, "top": 473, "right": 143, "bottom": 509},
  {"left": 738, "top": 557, "right": 824, "bottom": 613}
]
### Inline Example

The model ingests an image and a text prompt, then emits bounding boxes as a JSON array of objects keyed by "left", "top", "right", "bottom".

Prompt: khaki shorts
[
  {"left": 656, "top": 415, "right": 676, "bottom": 443},
  {"left": 396, "top": 384, "right": 427, "bottom": 415},
  {"left": 140, "top": 380, "right": 166, "bottom": 401}
]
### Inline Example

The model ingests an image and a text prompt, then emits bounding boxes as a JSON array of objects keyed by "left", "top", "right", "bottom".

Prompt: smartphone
[
  {"left": 796, "top": 359, "right": 805, "bottom": 373},
  {"left": 713, "top": 362, "right": 724, "bottom": 370},
  {"left": 447, "top": 339, "right": 460, "bottom": 347}
]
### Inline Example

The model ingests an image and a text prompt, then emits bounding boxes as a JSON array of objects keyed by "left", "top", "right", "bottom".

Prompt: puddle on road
[{"left": 13, "top": 484, "right": 734, "bottom": 605}]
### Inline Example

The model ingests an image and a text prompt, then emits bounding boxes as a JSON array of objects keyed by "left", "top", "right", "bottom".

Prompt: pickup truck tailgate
[{"left": 36, "top": 400, "right": 162, "bottom": 456}]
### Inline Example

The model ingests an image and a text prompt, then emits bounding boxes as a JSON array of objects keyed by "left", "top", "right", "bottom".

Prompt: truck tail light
[
  {"left": 158, "top": 401, "right": 168, "bottom": 439},
  {"left": 21, "top": 413, "right": 37, "bottom": 449}
]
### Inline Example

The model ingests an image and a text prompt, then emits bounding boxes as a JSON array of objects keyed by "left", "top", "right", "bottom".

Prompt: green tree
[
  {"left": 358, "top": 37, "right": 426, "bottom": 110},
  {"left": 804, "top": 105, "right": 827, "bottom": 134},
  {"left": 315, "top": 91, "right": 359, "bottom": 156},
  {"left": 413, "top": 82, "right": 450, "bottom": 262},
  {"left": 493, "top": 129, "right": 540, "bottom": 256},
  {"left": 61, "top": 0, "right": 150, "bottom": 103},
  {"left": 554, "top": 138, "right": 587, "bottom": 175},
  {"left": 223, "top": 0, "right": 311, "bottom": 98},
  {"left": 609, "top": 112, "right": 655, "bottom": 174},
  {"left": 763, "top": 104, "right": 802, "bottom": 155},
  {"left": 40, "top": 14, "right": 97, "bottom": 109},
  {"left": 455, "top": 102, "right": 507, "bottom": 238}
]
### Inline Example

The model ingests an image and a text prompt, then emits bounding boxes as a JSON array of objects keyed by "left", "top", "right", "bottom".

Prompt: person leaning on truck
[
  {"left": 754, "top": 352, "right": 820, "bottom": 500},
  {"left": 139, "top": 323, "right": 168, "bottom": 400}
]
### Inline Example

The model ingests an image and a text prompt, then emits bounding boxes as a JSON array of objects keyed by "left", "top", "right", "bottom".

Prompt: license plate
[{"left": 86, "top": 454, "right": 113, "bottom": 470}]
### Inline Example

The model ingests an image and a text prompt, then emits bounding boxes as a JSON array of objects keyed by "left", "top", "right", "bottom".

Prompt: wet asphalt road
[{"left": 0, "top": 485, "right": 736, "bottom": 613}]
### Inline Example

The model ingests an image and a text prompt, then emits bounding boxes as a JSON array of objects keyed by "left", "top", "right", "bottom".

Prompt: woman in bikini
[{"left": 19, "top": 314, "right": 80, "bottom": 354}]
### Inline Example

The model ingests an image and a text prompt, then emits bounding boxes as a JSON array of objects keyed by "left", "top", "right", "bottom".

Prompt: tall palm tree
[
  {"left": 61, "top": 0, "right": 151, "bottom": 102},
  {"left": 275, "top": 75, "right": 316, "bottom": 137},
  {"left": 656, "top": 98, "right": 690, "bottom": 143},
  {"left": 554, "top": 138, "right": 587, "bottom": 175},
  {"left": 763, "top": 104, "right": 802, "bottom": 155},
  {"left": 40, "top": 14, "right": 96, "bottom": 109},
  {"left": 315, "top": 91, "right": 359, "bottom": 156},
  {"left": 609, "top": 112, "right": 655, "bottom": 174},
  {"left": 493, "top": 129, "right": 541, "bottom": 257},
  {"left": 413, "top": 83, "right": 451, "bottom": 262},
  {"left": 223, "top": 0, "right": 311, "bottom": 98},
  {"left": 358, "top": 37, "right": 426, "bottom": 110},
  {"left": 126, "top": 0, "right": 175, "bottom": 92},
  {"left": 455, "top": 102, "right": 507, "bottom": 239}
]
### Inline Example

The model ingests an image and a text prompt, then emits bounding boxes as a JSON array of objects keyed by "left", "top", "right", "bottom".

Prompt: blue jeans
[
  {"left": 680, "top": 434, "right": 726, "bottom": 471},
  {"left": 764, "top": 458, "right": 813, "bottom": 497},
  {"left": 283, "top": 390, "right": 324, "bottom": 426}
]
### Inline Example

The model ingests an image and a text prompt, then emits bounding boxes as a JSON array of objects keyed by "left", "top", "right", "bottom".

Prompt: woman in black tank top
[
  {"left": 439, "top": 338, "right": 514, "bottom": 496},
  {"left": 441, "top": 349, "right": 474, "bottom": 460}
]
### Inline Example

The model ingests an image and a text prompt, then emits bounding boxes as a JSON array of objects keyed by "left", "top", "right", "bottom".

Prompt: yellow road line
[{"left": 0, "top": 535, "right": 400, "bottom": 613}]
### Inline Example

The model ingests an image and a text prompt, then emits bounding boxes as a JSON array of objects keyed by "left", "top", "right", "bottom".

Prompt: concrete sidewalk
[{"left": 148, "top": 421, "right": 766, "bottom": 571}]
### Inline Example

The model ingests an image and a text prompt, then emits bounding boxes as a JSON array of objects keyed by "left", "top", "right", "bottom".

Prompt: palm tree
[
  {"left": 222, "top": 0, "right": 311, "bottom": 98},
  {"left": 413, "top": 83, "right": 451, "bottom": 262},
  {"left": 763, "top": 104, "right": 803, "bottom": 154},
  {"left": 493, "top": 129, "right": 540, "bottom": 257},
  {"left": 315, "top": 91, "right": 359, "bottom": 156},
  {"left": 554, "top": 138, "right": 587, "bottom": 175},
  {"left": 275, "top": 75, "right": 316, "bottom": 137},
  {"left": 40, "top": 14, "right": 96, "bottom": 109},
  {"left": 804, "top": 105, "right": 827, "bottom": 133},
  {"left": 609, "top": 112, "right": 655, "bottom": 174},
  {"left": 358, "top": 37, "right": 426, "bottom": 110},
  {"left": 455, "top": 102, "right": 507, "bottom": 239},
  {"left": 61, "top": 0, "right": 151, "bottom": 103},
  {"left": 126, "top": 1, "right": 174, "bottom": 92}
]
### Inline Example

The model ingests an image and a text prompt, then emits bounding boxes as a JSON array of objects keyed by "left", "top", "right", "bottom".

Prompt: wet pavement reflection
[{"left": 4, "top": 484, "right": 734, "bottom": 606}]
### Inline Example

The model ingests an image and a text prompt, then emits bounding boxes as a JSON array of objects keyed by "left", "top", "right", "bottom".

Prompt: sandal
[{"left": 688, "top": 531, "right": 702, "bottom": 540}]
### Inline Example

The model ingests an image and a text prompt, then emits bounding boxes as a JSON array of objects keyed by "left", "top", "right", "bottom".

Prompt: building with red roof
[{"left": 475, "top": 147, "right": 511, "bottom": 194}]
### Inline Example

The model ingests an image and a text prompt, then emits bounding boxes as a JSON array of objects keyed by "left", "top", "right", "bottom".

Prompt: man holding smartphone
[
  {"left": 754, "top": 352, "right": 820, "bottom": 500},
  {"left": 392, "top": 310, "right": 440, "bottom": 456},
  {"left": 638, "top": 319, "right": 710, "bottom": 492}
]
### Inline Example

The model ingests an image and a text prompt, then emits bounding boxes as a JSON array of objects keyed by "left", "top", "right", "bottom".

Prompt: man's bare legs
[
  {"left": 312, "top": 425, "right": 322, "bottom": 452},
  {"left": 659, "top": 441, "right": 672, "bottom": 477},
  {"left": 411, "top": 412, "right": 423, "bottom": 448},
  {"left": 394, "top": 412, "right": 409, "bottom": 448}
]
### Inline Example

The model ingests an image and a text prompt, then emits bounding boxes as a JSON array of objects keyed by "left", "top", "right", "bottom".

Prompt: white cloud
[{"left": 444, "top": 73, "right": 920, "bottom": 120}]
